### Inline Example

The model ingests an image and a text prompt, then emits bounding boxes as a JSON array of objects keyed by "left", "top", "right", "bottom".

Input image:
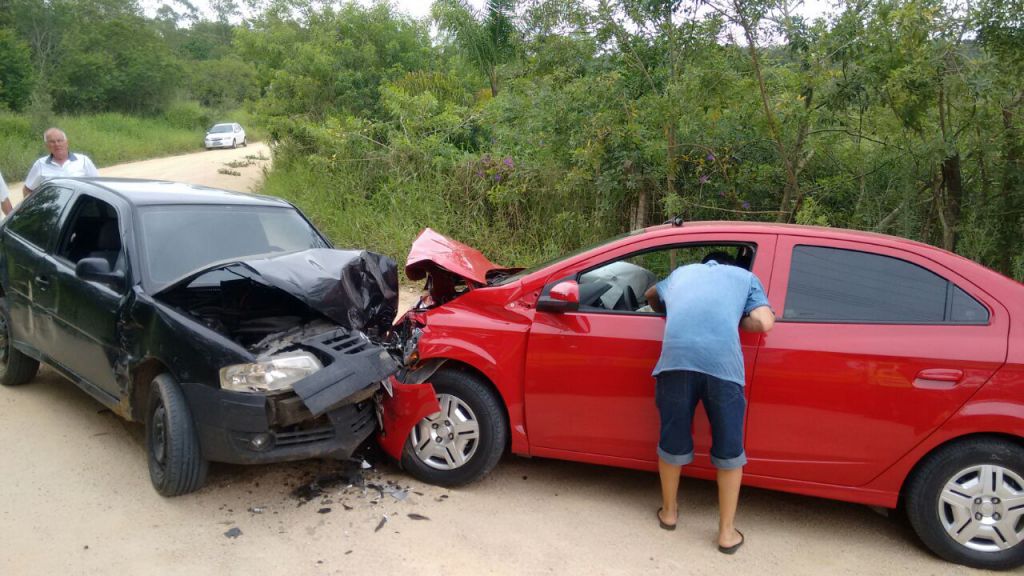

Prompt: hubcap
[
  {"left": 0, "top": 315, "right": 9, "bottom": 375},
  {"left": 410, "top": 393, "right": 480, "bottom": 471},
  {"left": 938, "top": 464, "right": 1024, "bottom": 552},
  {"left": 152, "top": 404, "right": 168, "bottom": 466}
]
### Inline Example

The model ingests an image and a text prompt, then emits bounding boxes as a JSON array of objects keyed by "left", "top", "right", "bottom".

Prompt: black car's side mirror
[
  {"left": 536, "top": 280, "right": 580, "bottom": 313},
  {"left": 76, "top": 257, "right": 125, "bottom": 291}
]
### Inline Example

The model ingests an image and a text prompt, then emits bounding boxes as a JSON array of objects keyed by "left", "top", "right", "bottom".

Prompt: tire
[
  {"left": 400, "top": 369, "right": 507, "bottom": 487},
  {"left": 146, "top": 373, "right": 208, "bottom": 496},
  {"left": 905, "top": 438, "right": 1024, "bottom": 570},
  {"left": 242, "top": 138, "right": 247, "bottom": 147},
  {"left": 230, "top": 138, "right": 237, "bottom": 149},
  {"left": 0, "top": 298, "right": 39, "bottom": 386}
]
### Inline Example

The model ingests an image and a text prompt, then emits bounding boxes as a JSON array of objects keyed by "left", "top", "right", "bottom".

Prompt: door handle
[
  {"left": 35, "top": 275, "right": 50, "bottom": 291},
  {"left": 913, "top": 368, "right": 964, "bottom": 390}
]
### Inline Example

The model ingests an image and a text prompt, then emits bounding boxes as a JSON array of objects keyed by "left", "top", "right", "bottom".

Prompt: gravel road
[{"left": 0, "top": 145, "right": 987, "bottom": 575}]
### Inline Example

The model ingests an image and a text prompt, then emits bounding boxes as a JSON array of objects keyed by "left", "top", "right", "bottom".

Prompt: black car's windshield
[
  {"left": 138, "top": 204, "right": 329, "bottom": 290},
  {"left": 209, "top": 124, "right": 233, "bottom": 133}
]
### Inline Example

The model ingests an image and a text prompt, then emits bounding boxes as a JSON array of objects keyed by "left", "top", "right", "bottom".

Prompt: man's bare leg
[
  {"left": 717, "top": 467, "right": 743, "bottom": 547},
  {"left": 658, "top": 458, "right": 681, "bottom": 526}
]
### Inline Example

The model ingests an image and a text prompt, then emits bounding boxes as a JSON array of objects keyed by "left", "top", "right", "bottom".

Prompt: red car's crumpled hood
[{"left": 405, "top": 228, "right": 517, "bottom": 286}]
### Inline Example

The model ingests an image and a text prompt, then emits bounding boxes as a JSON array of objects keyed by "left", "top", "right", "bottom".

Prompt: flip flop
[
  {"left": 657, "top": 508, "right": 676, "bottom": 531},
  {"left": 718, "top": 529, "right": 744, "bottom": 554}
]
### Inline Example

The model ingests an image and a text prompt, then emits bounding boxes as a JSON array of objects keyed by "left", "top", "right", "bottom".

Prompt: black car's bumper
[{"left": 180, "top": 382, "right": 377, "bottom": 465}]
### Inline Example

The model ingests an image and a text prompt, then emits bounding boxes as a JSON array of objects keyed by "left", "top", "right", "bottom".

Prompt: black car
[{"left": 0, "top": 178, "right": 401, "bottom": 495}]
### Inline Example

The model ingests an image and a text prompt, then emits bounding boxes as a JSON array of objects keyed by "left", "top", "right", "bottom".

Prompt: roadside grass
[
  {"left": 261, "top": 160, "right": 571, "bottom": 268},
  {"left": 0, "top": 106, "right": 262, "bottom": 182}
]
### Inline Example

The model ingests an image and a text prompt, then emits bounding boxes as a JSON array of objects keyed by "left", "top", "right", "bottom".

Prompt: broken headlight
[{"left": 219, "top": 351, "right": 323, "bottom": 393}]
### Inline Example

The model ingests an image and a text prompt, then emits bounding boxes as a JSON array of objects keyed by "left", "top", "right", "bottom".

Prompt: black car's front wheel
[
  {"left": 146, "top": 373, "right": 208, "bottom": 496},
  {"left": 0, "top": 298, "right": 39, "bottom": 387},
  {"left": 906, "top": 438, "right": 1024, "bottom": 570},
  {"left": 401, "top": 369, "right": 507, "bottom": 487}
]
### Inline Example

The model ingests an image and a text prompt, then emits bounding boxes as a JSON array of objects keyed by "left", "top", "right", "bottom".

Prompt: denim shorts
[{"left": 655, "top": 370, "right": 747, "bottom": 470}]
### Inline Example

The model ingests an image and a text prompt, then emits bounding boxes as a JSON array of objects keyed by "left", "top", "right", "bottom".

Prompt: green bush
[{"left": 164, "top": 101, "right": 213, "bottom": 131}]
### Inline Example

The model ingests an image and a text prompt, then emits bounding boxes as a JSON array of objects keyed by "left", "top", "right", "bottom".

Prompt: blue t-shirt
[{"left": 652, "top": 261, "right": 771, "bottom": 386}]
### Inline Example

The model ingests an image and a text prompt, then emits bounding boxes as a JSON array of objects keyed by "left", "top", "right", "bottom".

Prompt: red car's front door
[
  {"left": 744, "top": 236, "right": 1008, "bottom": 486},
  {"left": 522, "top": 233, "right": 777, "bottom": 467}
]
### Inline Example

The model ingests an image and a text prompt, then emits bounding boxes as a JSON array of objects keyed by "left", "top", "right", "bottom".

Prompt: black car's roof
[{"left": 55, "top": 178, "right": 291, "bottom": 208}]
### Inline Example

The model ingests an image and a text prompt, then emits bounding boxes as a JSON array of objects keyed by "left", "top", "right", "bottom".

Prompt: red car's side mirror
[{"left": 536, "top": 280, "right": 579, "bottom": 313}]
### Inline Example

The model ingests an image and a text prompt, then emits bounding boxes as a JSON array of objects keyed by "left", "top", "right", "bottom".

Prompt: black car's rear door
[{"left": 0, "top": 185, "right": 75, "bottom": 356}]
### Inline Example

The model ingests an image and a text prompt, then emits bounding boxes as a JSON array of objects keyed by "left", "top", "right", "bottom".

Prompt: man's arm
[
  {"left": 644, "top": 285, "right": 664, "bottom": 314},
  {"left": 1, "top": 198, "right": 12, "bottom": 216},
  {"left": 83, "top": 156, "right": 98, "bottom": 177},
  {"left": 22, "top": 160, "right": 40, "bottom": 197},
  {"left": 740, "top": 305, "right": 775, "bottom": 333}
]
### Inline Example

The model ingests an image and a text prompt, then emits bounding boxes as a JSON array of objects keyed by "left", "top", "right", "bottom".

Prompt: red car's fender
[
  {"left": 377, "top": 377, "right": 440, "bottom": 460},
  {"left": 860, "top": 365, "right": 1024, "bottom": 506}
]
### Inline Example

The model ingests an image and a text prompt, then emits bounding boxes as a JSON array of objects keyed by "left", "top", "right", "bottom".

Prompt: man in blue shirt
[{"left": 644, "top": 252, "right": 774, "bottom": 554}]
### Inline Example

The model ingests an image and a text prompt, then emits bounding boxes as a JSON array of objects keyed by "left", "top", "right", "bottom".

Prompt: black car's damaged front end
[{"left": 151, "top": 248, "right": 401, "bottom": 466}]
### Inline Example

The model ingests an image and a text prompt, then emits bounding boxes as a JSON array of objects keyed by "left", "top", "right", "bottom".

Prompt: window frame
[
  {"left": 570, "top": 241, "right": 761, "bottom": 317},
  {"left": 4, "top": 184, "right": 74, "bottom": 251}
]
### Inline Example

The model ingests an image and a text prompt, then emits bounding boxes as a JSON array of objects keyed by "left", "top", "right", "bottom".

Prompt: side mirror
[
  {"left": 76, "top": 257, "right": 125, "bottom": 291},
  {"left": 536, "top": 280, "right": 579, "bottom": 313}
]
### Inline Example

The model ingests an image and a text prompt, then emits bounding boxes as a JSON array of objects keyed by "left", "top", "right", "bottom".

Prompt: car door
[
  {"left": 744, "top": 235, "right": 1008, "bottom": 486},
  {"left": 0, "top": 185, "right": 75, "bottom": 356},
  {"left": 46, "top": 191, "right": 129, "bottom": 401},
  {"left": 523, "top": 232, "right": 777, "bottom": 467}
]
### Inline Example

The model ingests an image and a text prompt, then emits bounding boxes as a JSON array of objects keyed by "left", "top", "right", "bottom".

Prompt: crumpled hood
[
  {"left": 156, "top": 248, "right": 399, "bottom": 335},
  {"left": 405, "top": 228, "right": 517, "bottom": 286}
]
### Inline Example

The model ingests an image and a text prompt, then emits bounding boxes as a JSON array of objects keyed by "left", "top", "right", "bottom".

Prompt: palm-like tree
[{"left": 431, "top": 0, "right": 518, "bottom": 97}]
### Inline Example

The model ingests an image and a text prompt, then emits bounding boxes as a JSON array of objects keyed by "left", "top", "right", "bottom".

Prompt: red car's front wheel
[{"left": 400, "top": 369, "right": 507, "bottom": 486}]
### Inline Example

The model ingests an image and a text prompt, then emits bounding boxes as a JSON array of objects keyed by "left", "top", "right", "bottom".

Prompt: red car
[{"left": 378, "top": 222, "right": 1024, "bottom": 570}]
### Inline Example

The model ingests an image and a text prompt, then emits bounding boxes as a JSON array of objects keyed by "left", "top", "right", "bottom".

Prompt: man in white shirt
[
  {"left": 22, "top": 127, "right": 99, "bottom": 198},
  {"left": 0, "top": 170, "right": 12, "bottom": 216}
]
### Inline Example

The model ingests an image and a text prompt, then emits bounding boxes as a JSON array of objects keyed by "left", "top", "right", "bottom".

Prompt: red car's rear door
[
  {"left": 744, "top": 235, "right": 1008, "bottom": 486},
  {"left": 523, "top": 232, "right": 777, "bottom": 467}
]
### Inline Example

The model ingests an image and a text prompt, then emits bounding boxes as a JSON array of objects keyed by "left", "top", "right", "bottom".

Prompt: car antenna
[{"left": 663, "top": 216, "right": 684, "bottom": 227}]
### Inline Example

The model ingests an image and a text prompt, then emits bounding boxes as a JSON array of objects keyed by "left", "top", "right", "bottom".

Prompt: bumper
[
  {"left": 180, "top": 382, "right": 376, "bottom": 465},
  {"left": 376, "top": 377, "right": 440, "bottom": 460},
  {"left": 205, "top": 140, "right": 233, "bottom": 148}
]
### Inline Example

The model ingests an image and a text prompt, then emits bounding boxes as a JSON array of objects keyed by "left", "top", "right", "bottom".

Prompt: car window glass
[
  {"left": 56, "top": 195, "right": 123, "bottom": 274},
  {"left": 950, "top": 285, "right": 989, "bottom": 323},
  {"left": 785, "top": 245, "right": 958, "bottom": 323},
  {"left": 137, "top": 205, "right": 330, "bottom": 289},
  {"left": 5, "top": 186, "right": 73, "bottom": 249},
  {"left": 578, "top": 244, "right": 755, "bottom": 314}
]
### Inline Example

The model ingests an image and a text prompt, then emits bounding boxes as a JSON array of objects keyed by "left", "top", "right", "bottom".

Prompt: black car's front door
[{"left": 48, "top": 193, "right": 128, "bottom": 402}]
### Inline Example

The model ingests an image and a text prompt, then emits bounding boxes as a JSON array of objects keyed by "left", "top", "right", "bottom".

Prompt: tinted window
[
  {"left": 137, "top": 204, "right": 329, "bottom": 289},
  {"left": 784, "top": 245, "right": 987, "bottom": 323},
  {"left": 5, "top": 186, "right": 73, "bottom": 250},
  {"left": 209, "top": 124, "right": 232, "bottom": 133}
]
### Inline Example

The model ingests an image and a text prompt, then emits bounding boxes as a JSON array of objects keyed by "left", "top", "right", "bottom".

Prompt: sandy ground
[{"left": 0, "top": 147, "right": 988, "bottom": 575}]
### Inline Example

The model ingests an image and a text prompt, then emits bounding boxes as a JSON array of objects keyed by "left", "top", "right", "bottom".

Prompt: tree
[
  {"left": 0, "top": 28, "right": 35, "bottom": 110},
  {"left": 432, "top": 0, "right": 520, "bottom": 97}
]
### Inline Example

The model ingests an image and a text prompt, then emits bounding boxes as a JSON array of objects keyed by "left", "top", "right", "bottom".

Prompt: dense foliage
[{"left": 1, "top": 0, "right": 1021, "bottom": 280}]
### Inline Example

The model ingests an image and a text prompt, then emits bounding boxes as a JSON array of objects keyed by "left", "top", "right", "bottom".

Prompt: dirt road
[{"left": 0, "top": 147, "right": 983, "bottom": 575}]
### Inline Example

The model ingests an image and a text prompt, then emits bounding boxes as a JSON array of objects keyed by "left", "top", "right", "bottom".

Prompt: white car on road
[{"left": 204, "top": 123, "right": 246, "bottom": 149}]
